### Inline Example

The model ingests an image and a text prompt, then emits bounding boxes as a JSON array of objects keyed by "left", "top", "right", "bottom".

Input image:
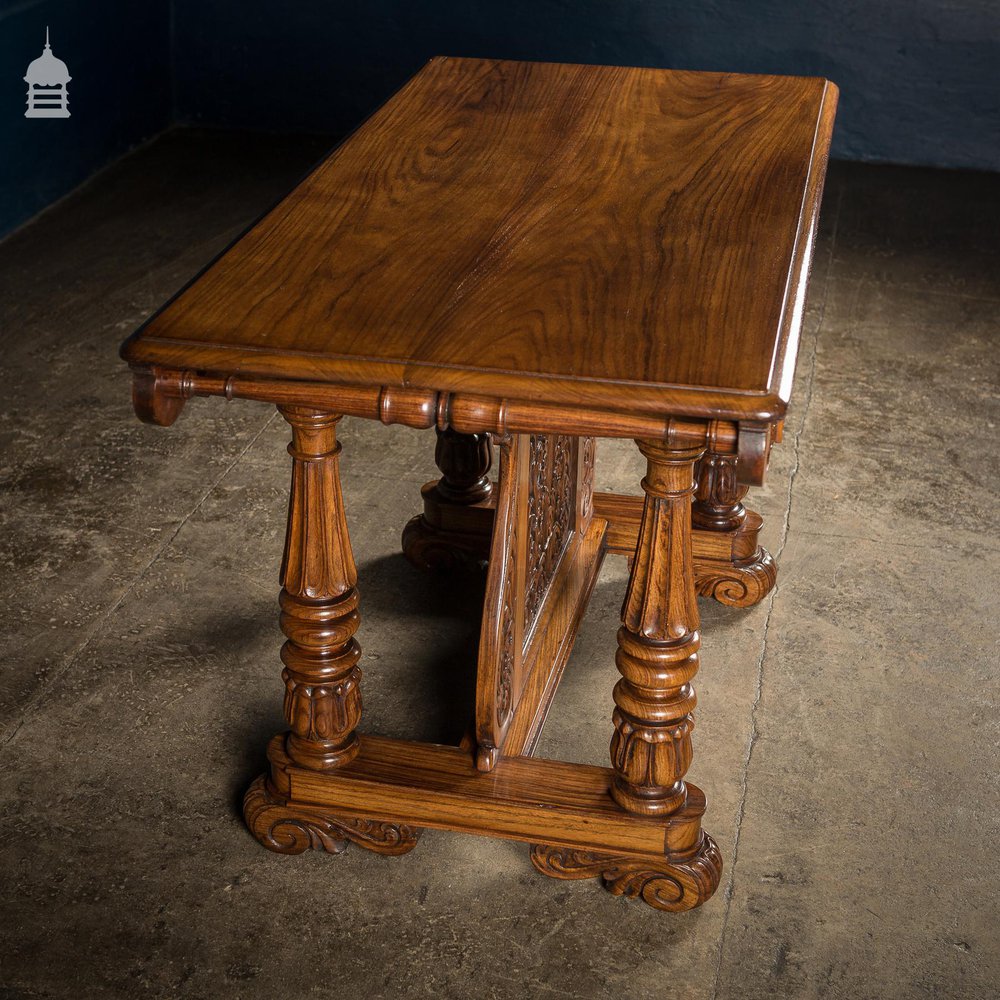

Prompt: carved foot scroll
[
  {"left": 691, "top": 449, "right": 777, "bottom": 608},
  {"left": 695, "top": 542, "right": 777, "bottom": 607},
  {"left": 529, "top": 835, "right": 722, "bottom": 912},
  {"left": 244, "top": 775, "right": 421, "bottom": 857}
]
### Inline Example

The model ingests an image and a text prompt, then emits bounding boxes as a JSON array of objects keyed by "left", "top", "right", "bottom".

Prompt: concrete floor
[{"left": 1, "top": 129, "right": 998, "bottom": 999}]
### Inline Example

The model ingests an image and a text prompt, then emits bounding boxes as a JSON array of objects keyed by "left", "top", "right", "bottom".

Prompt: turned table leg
[
  {"left": 611, "top": 441, "right": 704, "bottom": 818},
  {"left": 692, "top": 447, "right": 777, "bottom": 607},
  {"left": 531, "top": 440, "right": 722, "bottom": 911},
  {"left": 244, "top": 406, "right": 420, "bottom": 856},
  {"left": 402, "top": 427, "right": 495, "bottom": 570}
]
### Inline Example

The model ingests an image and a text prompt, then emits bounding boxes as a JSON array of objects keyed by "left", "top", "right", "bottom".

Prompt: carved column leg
[
  {"left": 244, "top": 406, "right": 420, "bottom": 857},
  {"left": 612, "top": 441, "right": 703, "bottom": 817},
  {"left": 535, "top": 440, "right": 721, "bottom": 912},
  {"left": 402, "top": 427, "right": 495, "bottom": 570},
  {"left": 692, "top": 449, "right": 777, "bottom": 607},
  {"left": 277, "top": 407, "right": 361, "bottom": 772}
]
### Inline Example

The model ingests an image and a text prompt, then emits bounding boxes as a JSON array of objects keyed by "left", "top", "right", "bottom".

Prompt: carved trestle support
[
  {"left": 243, "top": 405, "right": 419, "bottom": 857},
  {"left": 132, "top": 368, "right": 752, "bottom": 906},
  {"left": 693, "top": 449, "right": 749, "bottom": 532},
  {"left": 434, "top": 426, "right": 494, "bottom": 503}
]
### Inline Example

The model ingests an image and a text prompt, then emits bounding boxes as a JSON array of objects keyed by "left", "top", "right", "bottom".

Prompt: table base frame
[
  {"left": 241, "top": 416, "right": 777, "bottom": 914},
  {"left": 245, "top": 733, "right": 722, "bottom": 913}
]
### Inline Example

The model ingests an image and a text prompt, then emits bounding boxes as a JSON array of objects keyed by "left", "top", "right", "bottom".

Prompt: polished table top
[{"left": 123, "top": 57, "right": 837, "bottom": 423}]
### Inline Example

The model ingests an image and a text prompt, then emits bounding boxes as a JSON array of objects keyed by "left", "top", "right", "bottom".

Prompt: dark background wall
[
  {"left": 172, "top": 0, "right": 1000, "bottom": 170},
  {"left": 2, "top": 0, "right": 999, "bottom": 238},
  {"left": 0, "top": 0, "right": 170, "bottom": 237}
]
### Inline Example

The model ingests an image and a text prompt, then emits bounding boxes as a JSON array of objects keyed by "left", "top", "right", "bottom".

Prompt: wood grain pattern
[
  {"left": 121, "top": 57, "right": 838, "bottom": 423},
  {"left": 279, "top": 734, "right": 706, "bottom": 859}
]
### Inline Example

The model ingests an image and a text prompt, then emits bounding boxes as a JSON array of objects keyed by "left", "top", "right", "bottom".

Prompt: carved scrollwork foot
[
  {"left": 243, "top": 775, "right": 422, "bottom": 857},
  {"left": 695, "top": 546, "right": 777, "bottom": 608},
  {"left": 529, "top": 834, "right": 722, "bottom": 912}
]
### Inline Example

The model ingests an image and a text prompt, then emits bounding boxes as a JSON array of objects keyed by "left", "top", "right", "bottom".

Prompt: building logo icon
[{"left": 24, "top": 27, "right": 71, "bottom": 118}]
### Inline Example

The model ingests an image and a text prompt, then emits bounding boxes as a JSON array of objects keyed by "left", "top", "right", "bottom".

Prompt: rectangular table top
[{"left": 123, "top": 57, "right": 837, "bottom": 423}]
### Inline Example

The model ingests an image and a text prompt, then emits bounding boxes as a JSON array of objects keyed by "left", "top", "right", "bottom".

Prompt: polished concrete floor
[{"left": 1, "top": 129, "right": 998, "bottom": 999}]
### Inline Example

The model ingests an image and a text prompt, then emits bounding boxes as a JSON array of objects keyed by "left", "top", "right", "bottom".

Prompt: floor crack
[
  {"left": 0, "top": 410, "right": 278, "bottom": 753},
  {"left": 710, "top": 182, "right": 843, "bottom": 999}
]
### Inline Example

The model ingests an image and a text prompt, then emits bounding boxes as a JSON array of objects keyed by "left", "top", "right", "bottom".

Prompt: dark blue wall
[
  {"left": 2, "top": 1, "right": 998, "bottom": 238},
  {"left": 172, "top": 0, "right": 1000, "bottom": 172},
  {"left": 0, "top": 0, "right": 170, "bottom": 237}
]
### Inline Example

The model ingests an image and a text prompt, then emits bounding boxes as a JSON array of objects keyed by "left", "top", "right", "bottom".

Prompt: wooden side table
[{"left": 121, "top": 58, "right": 837, "bottom": 912}]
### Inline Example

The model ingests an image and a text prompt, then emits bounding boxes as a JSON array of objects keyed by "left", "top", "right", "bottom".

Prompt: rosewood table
[{"left": 121, "top": 57, "right": 837, "bottom": 913}]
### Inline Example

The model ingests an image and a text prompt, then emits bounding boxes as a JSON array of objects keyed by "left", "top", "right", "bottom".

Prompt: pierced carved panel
[
  {"left": 523, "top": 434, "right": 578, "bottom": 637},
  {"left": 475, "top": 432, "right": 585, "bottom": 771},
  {"left": 496, "top": 516, "right": 516, "bottom": 727},
  {"left": 580, "top": 436, "right": 596, "bottom": 521}
]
